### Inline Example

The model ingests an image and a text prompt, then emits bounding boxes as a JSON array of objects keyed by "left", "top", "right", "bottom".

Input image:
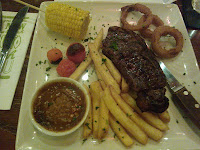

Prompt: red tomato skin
[
  {"left": 56, "top": 59, "right": 76, "bottom": 77},
  {"left": 47, "top": 48, "right": 63, "bottom": 64},
  {"left": 66, "top": 43, "right": 86, "bottom": 64},
  {"left": 67, "top": 50, "right": 86, "bottom": 64}
]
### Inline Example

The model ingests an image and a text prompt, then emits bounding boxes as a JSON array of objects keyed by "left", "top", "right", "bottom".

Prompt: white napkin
[
  {"left": 0, "top": 11, "right": 37, "bottom": 110},
  {"left": 54, "top": 0, "right": 176, "bottom": 4}
]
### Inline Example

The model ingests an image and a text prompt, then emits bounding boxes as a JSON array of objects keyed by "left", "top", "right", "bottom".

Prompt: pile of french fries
[{"left": 69, "top": 29, "right": 170, "bottom": 147}]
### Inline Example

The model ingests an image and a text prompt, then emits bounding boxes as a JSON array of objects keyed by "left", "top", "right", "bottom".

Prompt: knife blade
[
  {"left": 159, "top": 60, "right": 200, "bottom": 128},
  {"left": 0, "top": 6, "right": 29, "bottom": 75},
  {"left": 0, "top": 1, "right": 2, "bottom": 32}
]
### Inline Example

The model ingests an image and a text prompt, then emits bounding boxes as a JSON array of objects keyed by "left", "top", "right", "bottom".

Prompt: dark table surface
[{"left": 0, "top": 0, "right": 200, "bottom": 149}]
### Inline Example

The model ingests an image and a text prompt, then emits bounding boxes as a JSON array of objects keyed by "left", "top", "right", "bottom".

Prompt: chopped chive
[
  {"left": 85, "top": 123, "right": 91, "bottom": 130},
  {"left": 101, "top": 58, "right": 107, "bottom": 64},
  {"left": 48, "top": 102, "right": 53, "bottom": 106},
  {"left": 46, "top": 67, "right": 51, "bottom": 71},
  {"left": 72, "top": 117, "right": 77, "bottom": 121},
  {"left": 109, "top": 41, "right": 118, "bottom": 51},
  {"left": 39, "top": 61, "right": 42, "bottom": 64},
  {"left": 82, "top": 139, "right": 87, "bottom": 144}
]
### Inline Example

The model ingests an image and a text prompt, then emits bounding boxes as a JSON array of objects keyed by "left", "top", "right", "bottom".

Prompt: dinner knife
[
  {"left": 0, "top": 6, "right": 29, "bottom": 75},
  {"left": 159, "top": 61, "right": 200, "bottom": 128}
]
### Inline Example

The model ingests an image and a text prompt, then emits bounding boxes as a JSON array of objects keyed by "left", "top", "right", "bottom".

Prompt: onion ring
[
  {"left": 121, "top": 3, "right": 153, "bottom": 31},
  {"left": 151, "top": 26, "right": 184, "bottom": 58},
  {"left": 138, "top": 15, "right": 164, "bottom": 39}
]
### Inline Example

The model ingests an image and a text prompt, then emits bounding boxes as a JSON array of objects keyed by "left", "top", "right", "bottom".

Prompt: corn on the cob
[{"left": 45, "top": 3, "right": 90, "bottom": 39}]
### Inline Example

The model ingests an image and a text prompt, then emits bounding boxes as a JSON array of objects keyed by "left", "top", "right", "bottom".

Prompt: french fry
[
  {"left": 141, "top": 112, "right": 169, "bottom": 131},
  {"left": 110, "top": 86, "right": 163, "bottom": 141},
  {"left": 109, "top": 114, "right": 134, "bottom": 147},
  {"left": 83, "top": 84, "right": 93, "bottom": 138},
  {"left": 89, "top": 43, "right": 121, "bottom": 94},
  {"left": 101, "top": 54, "right": 121, "bottom": 84},
  {"left": 98, "top": 92, "right": 109, "bottom": 140},
  {"left": 101, "top": 54, "right": 129, "bottom": 93},
  {"left": 93, "top": 28, "right": 104, "bottom": 50},
  {"left": 96, "top": 70, "right": 106, "bottom": 90},
  {"left": 70, "top": 56, "right": 92, "bottom": 80},
  {"left": 90, "top": 81, "right": 103, "bottom": 138},
  {"left": 120, "top": 93, "right": 136, "bottom": 108},
  {"left": 121, "top": 77, "right": 129, "bottom": 93},
  {"left": 69, "top": 28, "right": 104, "bottom": 80},
  {"left": 102, "top": 87, "right": 148, "bottom": 145},
  {"left": 158, "top": 110, "right": 170, "bottom": 123},
  {"left": 120, "top": 93, "right": 169, "bottom": 131}
]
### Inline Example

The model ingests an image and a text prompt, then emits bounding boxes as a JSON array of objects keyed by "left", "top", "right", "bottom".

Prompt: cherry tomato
[
  {"left": 66, "top": 43, "right": 86, "bottom": 64},
  {"left": 56, "top": 59, "right": 76, "bottom": 77},
  {"left": 47, "top": 48, "right": 63, "bottom": 64}
]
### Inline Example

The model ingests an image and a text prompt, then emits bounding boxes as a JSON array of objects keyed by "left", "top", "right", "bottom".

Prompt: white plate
[{"left": 16, "top": 1, "right": 200, "bottom": 150}]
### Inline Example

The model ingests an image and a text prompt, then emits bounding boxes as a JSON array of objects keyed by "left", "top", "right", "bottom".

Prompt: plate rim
[{"left": 15, "top": 1, "right": 200, "bottom": 150}]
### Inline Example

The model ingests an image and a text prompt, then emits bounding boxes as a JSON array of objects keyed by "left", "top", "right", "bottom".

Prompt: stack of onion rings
[
  {"left": 120, "top": 3, "right": 184, "bottom": 59},
  {"left": 151, "top": 26, "right": 184, "bottom": 58},
  {"left": 120, "top": 3, "right": 153, "bottom": 31},
  {"left": 138, "top": 15, "right": 164, "bottom": 39}
]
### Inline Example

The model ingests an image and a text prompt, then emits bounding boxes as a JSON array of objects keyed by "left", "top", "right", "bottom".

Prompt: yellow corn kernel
[{"left": 45, "top": 2, "right": 90, "bottom": 39}]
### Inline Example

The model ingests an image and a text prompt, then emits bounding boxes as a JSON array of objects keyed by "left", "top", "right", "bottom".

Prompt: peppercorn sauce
[{"left": 32, "top": 82, "right": 86, "bottom": 132}]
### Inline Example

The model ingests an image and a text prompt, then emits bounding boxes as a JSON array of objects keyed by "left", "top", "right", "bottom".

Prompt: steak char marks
[{"left": 102, "top": 26, "right": 169, "bottom": 113}]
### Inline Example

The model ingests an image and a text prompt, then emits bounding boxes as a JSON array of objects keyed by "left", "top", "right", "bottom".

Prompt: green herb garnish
[
  {"left": 114, "top": 133, "right": 116, "bottom": 138},
  {"left": 101, "top": 58, "right": 107, "bottom": 64},
  {"left": 72, "top": 117, "right": 77, "bottom": 121},
  {"left": 46, "top": 67, "right": 51, "bottom": 71},
  {"left": 101, "top": 139, "right": 105, "bottom": 142},
  {"left": 85, "top": 123, "right": 91, "bottom": 130},
  {"left": 48, "top": 102, "right": 53, "bottom": 106},
  {"left": 109, "top": 41, "right": 118, "bottom": 51},
  {"left": 82, "top": 139, "right": 87, "bottom": 144}
]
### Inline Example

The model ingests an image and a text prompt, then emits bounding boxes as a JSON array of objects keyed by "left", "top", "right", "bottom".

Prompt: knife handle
[{"left": 175, "top": 87, "right": 200, "bottom": 125}]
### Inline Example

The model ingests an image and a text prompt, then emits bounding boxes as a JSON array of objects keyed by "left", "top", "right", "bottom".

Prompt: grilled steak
[{"left": 102, "top": 26, "right": 169, "bottom": 113}]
